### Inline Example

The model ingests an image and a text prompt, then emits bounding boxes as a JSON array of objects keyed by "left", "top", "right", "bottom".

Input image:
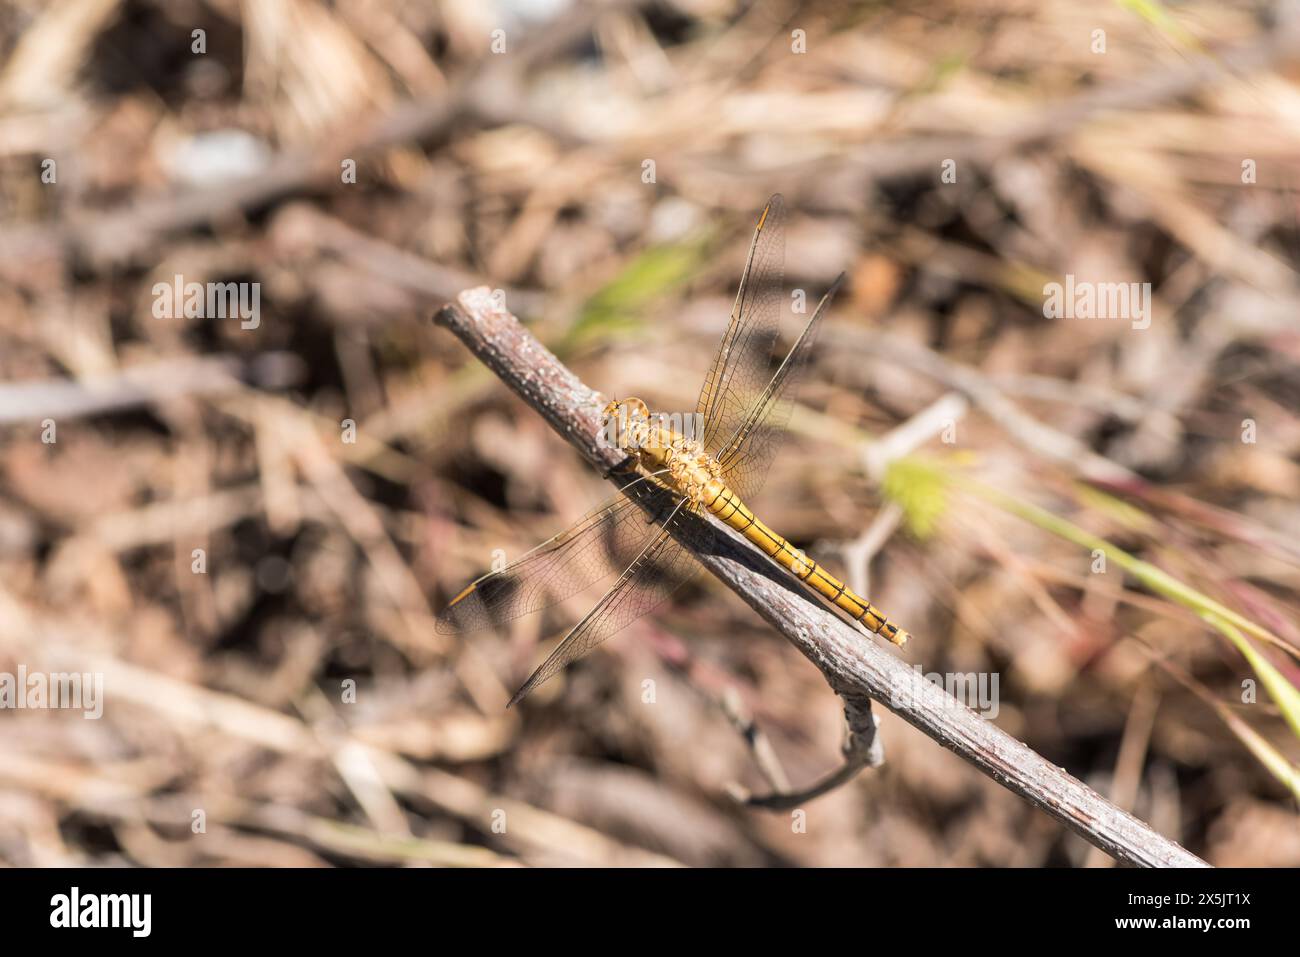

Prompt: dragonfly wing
[
  {"left": 436, "top": 477, "right": 683, "bottom": 635},
  {"left": 717, "top": 274, "right": 844, "bottom": 500},
  {"left": 508, "top": 503, "right": 710, "bottom": 706},
  {"left": 696, "top": 194, "right": 786, "bottom": 457}
]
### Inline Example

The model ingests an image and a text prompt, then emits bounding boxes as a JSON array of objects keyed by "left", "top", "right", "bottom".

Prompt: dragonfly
[{"left": 438, "top": 194, "right": 909, "bottom": 706}]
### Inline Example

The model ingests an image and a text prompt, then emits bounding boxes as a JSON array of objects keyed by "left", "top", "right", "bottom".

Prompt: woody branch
[{"left": 433, "top": 286, "right": 1207, "bottom": 869}]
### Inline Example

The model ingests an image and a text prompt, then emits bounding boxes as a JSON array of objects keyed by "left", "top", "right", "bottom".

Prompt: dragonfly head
[
  {"left": 605, "top": 395, "right": 650, "bottom": 444},
  {"left": 602, "top": 397, "right": 651, "bottom": 454}
]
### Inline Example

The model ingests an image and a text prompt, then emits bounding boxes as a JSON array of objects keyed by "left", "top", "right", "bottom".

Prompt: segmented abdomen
[{"left": 703, "top": 481, "right": 908, "bottom": 645}]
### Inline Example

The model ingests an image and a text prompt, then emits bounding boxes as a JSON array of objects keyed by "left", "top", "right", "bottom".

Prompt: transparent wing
[
  {"left": 696, "top": 194, "right": 786, "bottom": 456},
  {"left": 716, "top": 274, "right": 843, "bottom": 500},
  {"left": 436, "top": 475, "right": 681, "bottom": 635},
  {"left": 508, "top": 500, "right": 712, "bottom": 706}
]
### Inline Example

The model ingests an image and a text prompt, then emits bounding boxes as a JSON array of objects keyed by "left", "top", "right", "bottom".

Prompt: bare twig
[
  {"left": 720, "top": 687, "right": 794, "bottom": 796},
  {"left": 730, "top": 693, "right": 885, "bottom": 811},
  {"left": 433, "top": 286, "right": 1209, "bottom": 868},
  {"left": 0, "top": 353, "right": 302, "bottom": 424},
  {"left": 268, "top": 205, "right": 545, "bottom": 317},
  {"left": 834, "top": 325, "right": 1300, "bottom": 566},
  {"left": 832, "top": 325, "right": 1138, "bottom": 485}
]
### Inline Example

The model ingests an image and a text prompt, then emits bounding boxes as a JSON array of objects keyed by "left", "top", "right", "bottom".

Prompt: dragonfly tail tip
[{"left": 878, "top": 621, "right": 910, "bottom": 646}]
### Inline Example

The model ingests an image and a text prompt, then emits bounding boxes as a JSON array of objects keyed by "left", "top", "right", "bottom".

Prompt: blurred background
[{"left": 1, "top": 0, "right": 1298, "bottom": 867}]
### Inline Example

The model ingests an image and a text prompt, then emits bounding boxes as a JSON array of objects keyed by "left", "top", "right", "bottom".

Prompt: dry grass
[{"left": 0, "top": 0, "right": 1297, "bottom": 866}]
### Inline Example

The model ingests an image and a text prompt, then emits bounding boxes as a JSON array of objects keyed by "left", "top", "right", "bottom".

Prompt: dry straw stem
[{"left": 434, "top": 286, "right": 1209, "bottom": 869}]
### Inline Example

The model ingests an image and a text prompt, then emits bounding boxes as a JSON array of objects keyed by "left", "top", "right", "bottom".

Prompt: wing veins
[
  {"left": 717, "top": 273, "right": 844, "bottom": 473},
  {"left": 436, "top": 470, "right": 679, "bottom": 634},
  {"left": 508, "top": 497, "right": 697, "bottom": 706},
  {"left": 697, "top": 195, "right": 785, "bottom": 452}
]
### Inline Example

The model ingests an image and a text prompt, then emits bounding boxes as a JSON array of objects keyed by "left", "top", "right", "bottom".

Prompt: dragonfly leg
[{"left": 646, "top": 496, "right": 684, "bottom": 524}]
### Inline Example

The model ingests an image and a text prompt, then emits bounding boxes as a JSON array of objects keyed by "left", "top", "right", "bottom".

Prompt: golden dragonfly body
[
  {"left": 606, "top": 394, "right": 907, "bottom": 646},
  {"left": 439, "top": 194, "right": 908, "bottom": 706}
]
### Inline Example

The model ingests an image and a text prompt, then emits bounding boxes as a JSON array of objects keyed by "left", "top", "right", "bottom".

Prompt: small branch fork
[
  {"left": 725, "top": 691, "right": 884, "bottom": 811},
  {"left": 433, "top": 287, "right": 1208, "bottom": 868}
]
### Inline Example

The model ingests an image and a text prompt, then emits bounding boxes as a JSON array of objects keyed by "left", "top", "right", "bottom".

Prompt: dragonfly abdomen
[{"left": 703, "top": 481, "right": 909, "bottom": 646}]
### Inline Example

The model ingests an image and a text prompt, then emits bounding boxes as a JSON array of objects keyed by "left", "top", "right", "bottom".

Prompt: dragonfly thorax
[{"left": 603, "top": 397, "right": 722, "bottom": 505}]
